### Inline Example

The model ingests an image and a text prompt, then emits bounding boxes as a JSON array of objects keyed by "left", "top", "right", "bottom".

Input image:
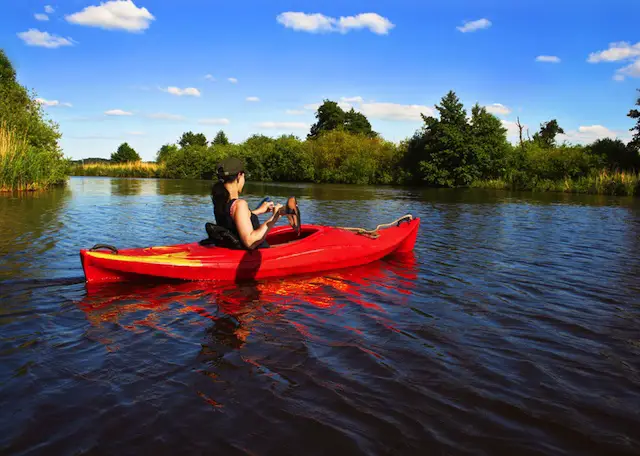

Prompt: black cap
[{"left": 217, "top": 157, "right": 245, "bottom": 178}]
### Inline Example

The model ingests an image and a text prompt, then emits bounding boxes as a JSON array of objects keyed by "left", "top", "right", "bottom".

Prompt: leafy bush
[{"left": 0, "top": 49, "right": 68, "bottom": 191}]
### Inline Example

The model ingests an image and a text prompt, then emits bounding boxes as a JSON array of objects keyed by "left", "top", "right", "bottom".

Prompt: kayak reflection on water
[{"left": 76, "top": 252, "right": 418, "bottom": 354}]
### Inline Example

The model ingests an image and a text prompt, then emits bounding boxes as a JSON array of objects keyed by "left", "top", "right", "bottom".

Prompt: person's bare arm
[
  {"left": 233, "top": 200, "right": 283, "bottom": 249},
  {"left": 251, "top": 200, "right": 274, "bottom": 215}
]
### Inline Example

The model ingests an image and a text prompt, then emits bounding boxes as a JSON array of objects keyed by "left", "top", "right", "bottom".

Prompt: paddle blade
[{"left": 285, "top": 196, "right": 301, "bottom": 236}]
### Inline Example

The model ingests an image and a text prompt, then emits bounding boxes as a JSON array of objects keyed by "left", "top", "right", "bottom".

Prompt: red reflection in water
[
  {"left": 79, "top": 255, "right": 414, "bottom": 339},
  {"left": 75, "top": 253, "right": 418, "bottom": 407},
  {"left": 78, "top": 254, "right": 418, "bottom": 340}
]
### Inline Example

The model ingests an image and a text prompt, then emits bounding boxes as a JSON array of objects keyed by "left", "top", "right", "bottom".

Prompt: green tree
[
  {"left": 156, "top": 143, "right": 178, "bottom": 163},
  {"left": 469, "top": 104, "right": 510, "bottom": 178},
  {"left": 212, "top": 130, "right": 230, "bottom": 145},
  {"left": 308, "top": 100, "right": 377, "bottom": 139},
  {"left": 308, "top": 100, "right": 346, "bottom": 139},
  {"left": 588, "top": 138, "right": 639, "bottom": 171},
  {"left": 533, "top": 119, "right": 565, "bottom": 148},
  {"left": 178, "top": 131, "right": 208, "bottom": 148},
  {"left": 111, "top": 142, "right": 141, "bottom": 163},
  {"left": 344, "top": 108, "right": 376, "bottom": 138},
  {"left": 239, "top": 134, "right": 274, "bottom": 180},
  {"left": 0, "top": 49, "right": 61, "bottom": 152},
  {"left": 304, "top": 130, "right": 387, "bottom": 184},
  {"left": 407, "top": 90, "right": 476, "bottom": 187},
  {"left": 161, "top": 146, "right": 207, "bottom": 179},
  {"left": 0, "top": 49, "right": 18, "bottom": 83},
  {"left": 271, "top": 135, "right": 314, "bottom": 182},
  {"left": 628, "top": 89, "right": 640, "bottom": 151}
]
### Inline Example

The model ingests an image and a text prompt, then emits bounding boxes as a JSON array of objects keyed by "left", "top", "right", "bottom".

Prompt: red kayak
[{"left": 80, "top": 215, "right": 420, "bottom": 284}]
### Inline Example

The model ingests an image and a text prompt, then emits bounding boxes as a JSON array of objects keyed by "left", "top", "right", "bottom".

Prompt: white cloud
[
  {"left": 341, "top": 96, "right": 364, "bottom": 104},
  {"left": 456, "top": 18, "right": 491, "bottom": 33},
  {"left": 17, "top": 29, "right": 73, "bottom": 48},
  {"left": 301, "top": 97, "right": 433, "bottom": 121},
  {"left": 148, "top": 112, "right": 185, "bottom": 121},
  {"left": 587, "top": 41, "right": 640, "bottom": 63},
  {"left": 559, "top": 125, "right": 631, "bottom": 144},
  {"left": 66, "top": 0, "right": 155, "bottom": 32},
  {"left": 286, "top": 109, "right": 305, "bottom": 115},
  {"left": 257, "top": 122, "right": 308, "bottom": 129},
  {"left": 587, "top": 42, "right": 640, "bottom": 81},
  {"left": 246, "top": 96, "right": 260, "bottom": 102},
  {"left": 485, "top": 103, "right": 511, "bottom": 116},
  {"left": 204, "top": 74, "right": 215, "bottom": 81},
  {"left": 337, "top": 13, "right": 395, "bottom": 35},
  {"left": 163, "top": 86, "right": 201, "bottom": 97},
  {"left": 45, "top": 5, "right": 55, "bottom": 14},
  {"left": 276, "top": 12, "right": 394, "bottom": 35},
  {"left": 228, "top": 77, "right": 238, "bottom": 83},
  {"left": 34, "top": 13, "right": 49, "bottom": 21},
  {"left": 198, "top": 118, "right": 230, "bottom": 125},
  {"left": 614, "top": 59, "right": 640, "bottom": 81},
  {"left": 360, "top": 102, "right": 433, "bottom": 121},
  {"left": 127, "top": 131, "right": 145, "bottom": 136},
  {"left": 105, "top": 109, "right": 133, "bottom": 116},
  {"left": 536, "top": 55, "right": 561, "bottom": 63},
  {"left": 277, "top": 12, "right": 334, "bottom": 33},
  {"left": 36, "top": 98, "right": 72, "bottom": 107}
]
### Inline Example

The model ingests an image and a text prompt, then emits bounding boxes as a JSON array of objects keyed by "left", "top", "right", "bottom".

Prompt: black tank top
[{"left": 215, "top": 198, "right": 260, "bottom": 237}]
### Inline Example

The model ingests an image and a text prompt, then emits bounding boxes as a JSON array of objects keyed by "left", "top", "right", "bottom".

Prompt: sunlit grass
[
  {"left": 472, "top": 169, "right": 639, "bottom": 196},
  {"left": 72, "top": 161, "right": 164, "bottom": 178},
  {"left": 0, "top": 123, "right": 68, "bottom": 192}
]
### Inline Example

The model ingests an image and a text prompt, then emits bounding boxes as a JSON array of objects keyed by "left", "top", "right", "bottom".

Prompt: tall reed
[
  {"left": 0, "top": 123, "right": 68, "bottom": 192},
  {"left": 471, "top": 169, "right": 639, "bottom": 196},
  {"left": 71, "top": 161, "right": 163, "bottom": 178}
]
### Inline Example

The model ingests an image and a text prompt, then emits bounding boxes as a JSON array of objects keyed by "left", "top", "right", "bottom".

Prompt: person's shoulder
[{"left": 232, "top": 198, "right": 249, "bottom": 213}]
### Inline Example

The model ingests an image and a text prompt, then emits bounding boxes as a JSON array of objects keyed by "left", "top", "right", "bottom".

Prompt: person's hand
[
  {"left": 259, "top": 200, "right": 275, "bottom": 213},
  {"left": 269, "top": 203, "right": 283, "bottom": 223}
]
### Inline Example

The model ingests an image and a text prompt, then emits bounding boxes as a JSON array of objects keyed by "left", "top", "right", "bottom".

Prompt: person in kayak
[{"left": 211, "top": 157, "right": 284, "bottom": 249}]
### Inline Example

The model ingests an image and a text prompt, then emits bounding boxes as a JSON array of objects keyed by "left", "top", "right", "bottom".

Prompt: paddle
[{"left": 284, "top": 196, "right": 301, "bottom": 236}]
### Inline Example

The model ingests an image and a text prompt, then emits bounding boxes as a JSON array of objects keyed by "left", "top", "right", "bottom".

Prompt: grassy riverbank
[
  {"left": 71, "top": 161, "right": 640, "bottom": 196},
  {"left": 1, "top": 50, "right": 68, "bottom": 192},
  {"left": 472, "top": 169, "right": 640, "bottom": 196},
  {"left": 0, "top": 124, "right": 68, "bottom": 192},
  {"left": 72, "top": 161, "right": 162, "bottom": 178}
]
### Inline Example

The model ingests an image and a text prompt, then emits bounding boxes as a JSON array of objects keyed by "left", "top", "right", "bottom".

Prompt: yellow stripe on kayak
[{"left": 87, "top": 250, "right": 202, "bottom": 266}]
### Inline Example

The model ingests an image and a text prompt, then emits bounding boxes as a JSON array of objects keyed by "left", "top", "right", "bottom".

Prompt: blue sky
[{"left": 2, "top": 0, "right": 639, "bottom": 161}]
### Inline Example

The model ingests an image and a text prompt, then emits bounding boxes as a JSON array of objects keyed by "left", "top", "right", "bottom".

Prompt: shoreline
[{"left": 68, "top": 165, "right": 640, "bottom": 197}]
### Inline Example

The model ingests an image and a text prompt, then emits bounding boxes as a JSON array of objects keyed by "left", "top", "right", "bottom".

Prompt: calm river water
[{"left": 1, "top": 176, "right": 639, "bottom": 455}]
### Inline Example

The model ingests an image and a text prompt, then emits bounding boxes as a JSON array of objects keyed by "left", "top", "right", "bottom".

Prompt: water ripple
[{"left": 1, "top": 178, "right": 640, "bottom": 455}]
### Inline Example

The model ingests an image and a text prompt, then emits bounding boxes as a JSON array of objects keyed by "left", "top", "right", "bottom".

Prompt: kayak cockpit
[{"left": 265, "top": 226, "right": 320, "bottom": 246}]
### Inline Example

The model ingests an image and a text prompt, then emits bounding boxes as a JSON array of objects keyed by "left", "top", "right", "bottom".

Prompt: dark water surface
[{"left": 1, "top": 177, "right": 639, "bottom": 455}]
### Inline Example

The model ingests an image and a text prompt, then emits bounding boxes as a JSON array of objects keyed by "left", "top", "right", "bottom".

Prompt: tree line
[
  {"left": 3, "top": 44, "right": 637, "bottom": 196},
  {"left": 98, "top": 89, "right": 640, "bottom": 194}
]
